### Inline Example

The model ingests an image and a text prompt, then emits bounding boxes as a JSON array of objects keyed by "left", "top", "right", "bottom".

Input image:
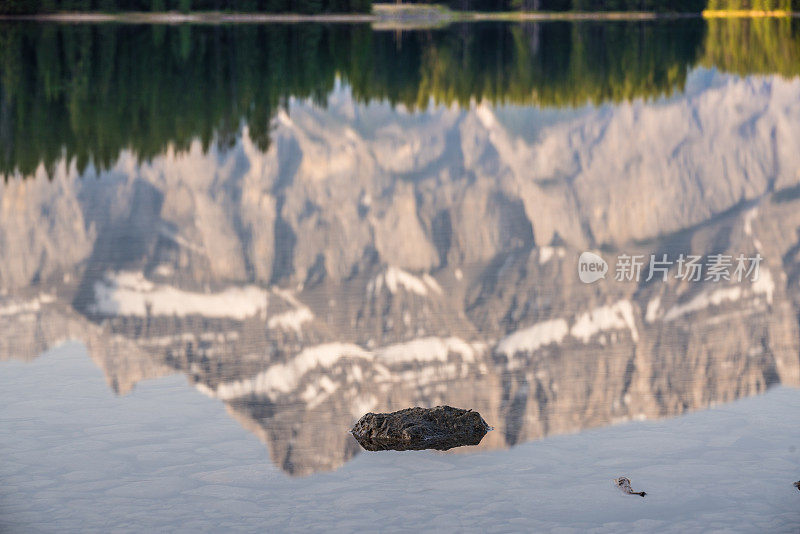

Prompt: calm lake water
[{"left": 2, "top": 19, "right": 800, "bottom": 532}]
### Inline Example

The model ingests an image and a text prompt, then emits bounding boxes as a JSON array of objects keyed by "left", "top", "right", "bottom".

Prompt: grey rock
[{"left": 351, "top": 406, "right": 491, "bottom": 451}]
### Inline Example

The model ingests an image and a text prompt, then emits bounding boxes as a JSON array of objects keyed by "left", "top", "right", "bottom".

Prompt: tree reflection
[{"left": 1, "top": 19, "right": 798, "bottom": 178}]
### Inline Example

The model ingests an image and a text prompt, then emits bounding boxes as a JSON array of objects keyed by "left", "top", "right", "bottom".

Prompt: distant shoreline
[
  {"left": 0, "top": 4, "right": 796, "bottom": 24},
  {"left": 701, "top": 9, "right": 794, "bottom": 17}
]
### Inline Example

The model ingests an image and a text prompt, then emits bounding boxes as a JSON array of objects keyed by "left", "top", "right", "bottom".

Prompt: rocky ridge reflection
[{"left": 2, "top": 69, "right": 800, "bottom": 476}]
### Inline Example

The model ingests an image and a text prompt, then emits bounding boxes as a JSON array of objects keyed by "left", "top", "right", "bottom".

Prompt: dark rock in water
[
  {"left": 794, "top": 481, "right": 800, "bottom": 491},
  {"left": 351, "top": 406, "right": 491, "bottom": 451}
]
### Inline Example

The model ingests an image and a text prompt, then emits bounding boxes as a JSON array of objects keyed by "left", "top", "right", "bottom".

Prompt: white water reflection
[{"left": 2, "top": 343, "right": 799, "bottom": 532}]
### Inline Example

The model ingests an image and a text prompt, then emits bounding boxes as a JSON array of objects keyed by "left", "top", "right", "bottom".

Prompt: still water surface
[{"left": 2, "top": 19, "right": 800, "bottom": 531}]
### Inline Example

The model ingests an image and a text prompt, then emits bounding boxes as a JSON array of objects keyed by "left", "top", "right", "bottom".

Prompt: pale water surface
[{"left": 2, "top": 20, "right": 800, "bottom": 532}]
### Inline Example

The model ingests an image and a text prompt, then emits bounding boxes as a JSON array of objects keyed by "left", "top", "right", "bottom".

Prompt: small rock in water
[
  {"left": 614, "top": 476, "right": 647, "bottom": 497},
  {"left": 351, "top": 405, "right": 491, "bottom": 451},
  {"left": 794, "top": 481, "right": 800, "bottom": 491}
]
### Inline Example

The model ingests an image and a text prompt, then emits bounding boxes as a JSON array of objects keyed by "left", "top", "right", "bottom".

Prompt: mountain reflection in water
[{"left": 2, "top": 20, "right": 800, "bottom": 477}]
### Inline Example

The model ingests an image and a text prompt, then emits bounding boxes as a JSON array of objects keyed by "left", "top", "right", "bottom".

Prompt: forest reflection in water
[
  {"left": 1, "top": 18, "right": 800, "bottom": 478},
  {"left": 2, "top": 17, "right": 800, "bottom": 178}
]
